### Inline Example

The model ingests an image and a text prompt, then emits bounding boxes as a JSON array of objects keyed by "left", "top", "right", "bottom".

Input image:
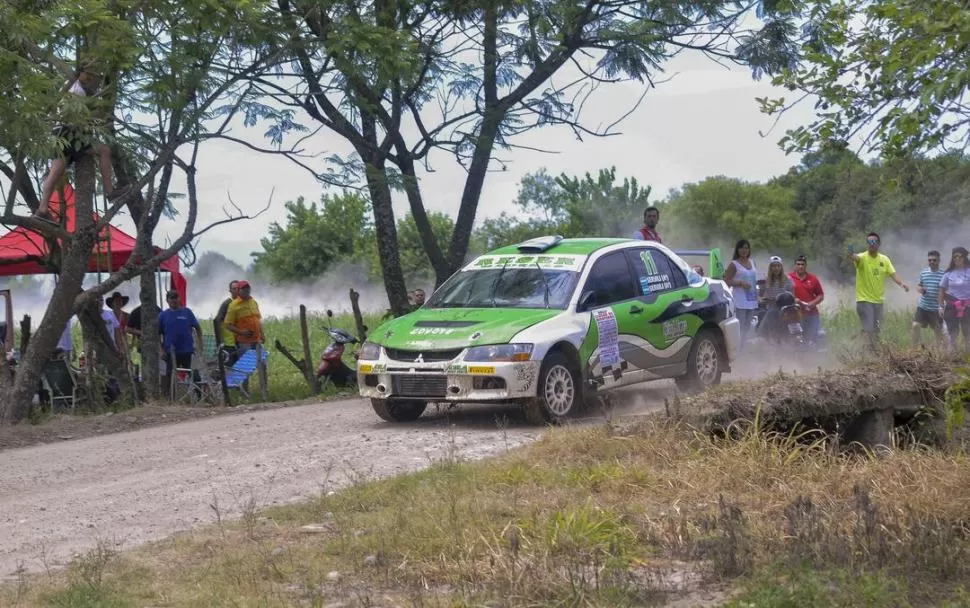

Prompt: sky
[{"left": 148, "top": 50, "right": 818, "bottom": 269}]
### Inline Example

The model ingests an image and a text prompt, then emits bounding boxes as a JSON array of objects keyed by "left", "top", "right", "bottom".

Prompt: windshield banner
[{"left": 465, "top": 254, "right": 587, "bottom": 271}]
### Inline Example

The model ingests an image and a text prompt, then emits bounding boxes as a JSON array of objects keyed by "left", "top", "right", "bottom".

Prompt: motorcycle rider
[{"left": 759, "top": 256, "right": 794, "bottom": 341}]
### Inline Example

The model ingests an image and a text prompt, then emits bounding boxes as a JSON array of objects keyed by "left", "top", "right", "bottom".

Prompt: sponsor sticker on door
[{"left": 594, "top": 308, "right": 620, "bottom": 367}]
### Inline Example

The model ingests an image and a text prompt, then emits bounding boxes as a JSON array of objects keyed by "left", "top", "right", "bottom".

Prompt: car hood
[{"left": 371, "top": 307, "right": 562, "bottom": 351}]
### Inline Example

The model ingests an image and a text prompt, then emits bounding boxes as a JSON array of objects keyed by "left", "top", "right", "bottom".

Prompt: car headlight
[
  {"left": 464, "top": 343, "right": 533, "bottom": 362},
  {"left": 357, "top": 342, "right": 381, "bottom": 361}
]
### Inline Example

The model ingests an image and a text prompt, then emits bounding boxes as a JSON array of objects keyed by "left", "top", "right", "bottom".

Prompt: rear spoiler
[{"left": 672, "top": 248, "right": 725, "bottom": 280}]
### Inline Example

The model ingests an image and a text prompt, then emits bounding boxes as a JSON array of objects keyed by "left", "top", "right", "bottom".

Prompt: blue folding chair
[{"left": 224, "top": 348, "right": 269, "bottom": 399}]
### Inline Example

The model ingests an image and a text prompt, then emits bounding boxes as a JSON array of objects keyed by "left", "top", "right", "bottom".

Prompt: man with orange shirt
[{"left": 224, "top": 280, "right": 263, "bottom": 359}]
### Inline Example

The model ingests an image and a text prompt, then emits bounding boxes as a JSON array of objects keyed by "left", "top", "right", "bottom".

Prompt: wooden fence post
[
  {"left": 256, "top": 343, "right": 269, "bottom": 401},
  {"left": 300, "top": 305, "right": 317, "bottom": 395},
  {"left": 350, "top": 289, "right": 367, "bottom": 342}
]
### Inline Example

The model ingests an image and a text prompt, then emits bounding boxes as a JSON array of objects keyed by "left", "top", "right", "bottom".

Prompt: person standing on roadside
[
  {"left": 911, "top": 250, "right": 945, "bottom": 346},
  {"left": 938, "top": 246, "right": 970, "bottom": 351},
  {"left": 788, "top": 255, "right": 825, "bottom": 343},
  {"left": 722, "top": 239, "right": 758, "bottom": 346},
  {"left": 632, "top": 206, "right": 662, "bottom": 242},
  {"left": 214, "top": 280, "right": 240, "bottom": 365},
  {"left": 224, "top": 281, "right": 263, "bottom": 359},
  {"left": 848, "top": 232, "right": 909, "bottom": 345},
  {"left": 159, "top": 289, "right": 204, "bottom": 397}
]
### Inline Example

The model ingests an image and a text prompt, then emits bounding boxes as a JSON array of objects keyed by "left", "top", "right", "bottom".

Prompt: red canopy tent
[{"left": 0, "top": 183, "right": 187, "bottom": 303}]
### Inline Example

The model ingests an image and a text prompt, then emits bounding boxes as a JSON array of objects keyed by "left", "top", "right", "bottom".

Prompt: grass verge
[{"left": 4, "top": 413, "right": 970, "bottom": 607}]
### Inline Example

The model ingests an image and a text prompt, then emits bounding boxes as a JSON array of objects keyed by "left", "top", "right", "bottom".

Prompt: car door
[
  {"left": 622, "top": 247, "right": 695, "bottom": 377},
  {"left": 576, "top": 250, "right": 647, "bottom": 387}
]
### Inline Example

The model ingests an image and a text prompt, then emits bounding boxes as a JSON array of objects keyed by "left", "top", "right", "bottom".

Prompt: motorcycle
[{"left": 316, "top": 309, "right": 365, "bottom": 391}]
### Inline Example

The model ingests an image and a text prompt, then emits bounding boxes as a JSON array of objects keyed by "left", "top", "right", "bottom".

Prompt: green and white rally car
[{"left": 357, "top": 236, "right": 741, "bottom": 424}]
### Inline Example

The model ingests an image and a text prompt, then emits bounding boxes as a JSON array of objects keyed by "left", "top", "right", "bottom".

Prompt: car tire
[
  {"left": 523, "top": 351, "right": 581, "bottom": 425},
  {"left": 371, "top": 398, "right": 427, "bottom": 422},
  {"left": 675, "top": 328, "right": 723, "bottom": 394}
]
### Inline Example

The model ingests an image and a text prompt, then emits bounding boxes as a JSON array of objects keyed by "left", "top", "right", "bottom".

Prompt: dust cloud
[{"left": 0, "top": 262, "right": 400, "bottom": 327}]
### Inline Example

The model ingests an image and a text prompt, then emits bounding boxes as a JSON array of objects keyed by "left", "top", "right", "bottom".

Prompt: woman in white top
[
  {"left": 722, "top": 239, "right": 759, "bottom": 346},
  {"left": 34, "top": 60, "right": 126, "bottom": 224}
]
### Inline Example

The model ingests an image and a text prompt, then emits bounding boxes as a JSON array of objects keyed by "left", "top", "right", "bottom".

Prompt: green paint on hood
[{"left": 370, "top": 307, "right": 562, "bottom": 351}]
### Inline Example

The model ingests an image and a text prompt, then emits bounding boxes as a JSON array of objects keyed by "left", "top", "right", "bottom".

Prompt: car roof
[{"left": 486, "top": 237, "right": 632, "bottom": 256}]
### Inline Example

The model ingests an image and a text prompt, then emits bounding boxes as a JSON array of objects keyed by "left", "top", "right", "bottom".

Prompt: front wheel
[
  {"left": 675, "top": 328, "right": 724, "bottom": 394},
  {"left": 523, "top": 352, "right": 581, "bottom": 425},
  {"left": 371, "top": 398, "right": 427, "bottom": 422}
]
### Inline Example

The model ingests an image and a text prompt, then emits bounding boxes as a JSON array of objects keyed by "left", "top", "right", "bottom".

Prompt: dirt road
[{"left": 0, "top": 397, "right": 557, "bottom": 580}]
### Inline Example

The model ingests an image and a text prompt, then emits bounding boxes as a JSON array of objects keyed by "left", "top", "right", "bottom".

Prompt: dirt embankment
[{"left": 684, "top": 349, "right": 964, "bottom": 433}]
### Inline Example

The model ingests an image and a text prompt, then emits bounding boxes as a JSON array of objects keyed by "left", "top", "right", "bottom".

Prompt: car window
[
  {"left": 427, "top": 267, "right": 579, "bottom": 309},
  {"left": 627, "top": 248, "right": 687, "bottom": 294},
  {"left": 578, "top": 251, "right": 636, "bottom": 310}
]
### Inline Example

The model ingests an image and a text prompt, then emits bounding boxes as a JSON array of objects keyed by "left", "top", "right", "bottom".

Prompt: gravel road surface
[{"left": 0, "top": 397, "right": 555, "bottom": 579}]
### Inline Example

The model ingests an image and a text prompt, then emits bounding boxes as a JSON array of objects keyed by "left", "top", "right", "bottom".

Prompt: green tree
[
  {"left": 761, "top": 0, "right": 970, "bottom": 157},
  {"left": 386, "top": 211, "right": 455, "bottom": 286},
  {"left": 663, "top": 176, "right": 804, "bottom": 256},
  {"left": 0, "top": 0, "right": 277, "bottom": 420},
  {"left": 252, "top": 191, "right": 374, "bottom": 281},
  {"left": 474, "top": 166, "right": 653, "bottom": 247},
  {"left": 251, "top": 0, "right": 806, "bottom": 314}
]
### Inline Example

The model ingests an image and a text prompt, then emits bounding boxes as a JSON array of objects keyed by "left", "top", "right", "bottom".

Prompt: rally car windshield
[{"left": 427, "top": 267, "right": 579, "bottom": 309}]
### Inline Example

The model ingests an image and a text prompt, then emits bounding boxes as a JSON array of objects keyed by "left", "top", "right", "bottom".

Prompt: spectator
[
  {"left": 54, "top": 317, "right": 74, "bottom": 361},
  {"left": 214, "top": 280, "right": 240, "bottom": 365},
  {"left": 848, "top": 232, "right": 909, "bottom": 345},
  {"left": 126, "top": 305, "right": 142, "bottom": 342},
  {"left": 632, "top": 206, "right": 662, "bottom": 242},
  {"left": 788, "top": 255, "right": 825, "bottom": 343},
  {"left": 409, "top": 289, "right": 426, "bottom": 312},
  {"left": 158, "top": 289, "right": 203, "bottom": 383},
  {"left": 912, "top": 250, "right": 945, "bottom": 346},
  {"left": 722, "top": 239, "right": 758, "bottom": 346},
  {"left": 100, "top": 296, "right": 126, "bottom": 352},
  {"left": 759, "top": 256, "right": 795, "bottom": 339},
  {"left": 106, "top": 292, "right": 130, "bottom": 333},
  {"left": 34, "top": 60, "right": 127, "bottom": 224},
  {"left": 224, "top": 280, "right": 263, "bottom": 359},
  {"left": 938, "top": 246, "right": 970, "bottom": 351}
]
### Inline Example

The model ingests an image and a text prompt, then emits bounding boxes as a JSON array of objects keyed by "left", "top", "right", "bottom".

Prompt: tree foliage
[
  {"left": 662, "top": 176, "right": 803, "bottom": 255},
  {"left": 247, "top": 0, "right": 808, "bottom": 313},
  {"left": 256, "top": 151, "right": 970, "bottom": 286},
  {"left": 762, "top": 0, "right": 970, "bottom": 157},
  {"left": 252, "top": 192, "right": 374, "bottom": 281}
]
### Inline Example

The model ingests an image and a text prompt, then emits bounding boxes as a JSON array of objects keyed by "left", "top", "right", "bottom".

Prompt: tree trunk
[
  {"left": 0, "top": 157, "right": 98, "bottom": 424},
  {"left": 139, "top": 272, "right": 161, "bottom": 399},
  {"left": 112, "top": 149, "right": 164, "bottom": 400},
  {"left": 364, "top": 161, "right": 410, "bottom": 316},
  {"left": 447, "top": 113, "right": 503, "bottom": 276},
  {"left": 396, "top": 155, "right": 451, "bottom": 285},
  {"left": 77, "top": 299, "right": 135, "bottom": 405}
]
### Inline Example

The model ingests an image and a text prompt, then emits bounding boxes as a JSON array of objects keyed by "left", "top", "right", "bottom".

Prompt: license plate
[{"left": 468, "top": 366, "right": 496, "bottom": 374}]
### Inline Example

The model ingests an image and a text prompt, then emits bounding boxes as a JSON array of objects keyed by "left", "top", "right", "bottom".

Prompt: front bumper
[{"left": 358, "top": 355, "right": 541, "bottom": 402}]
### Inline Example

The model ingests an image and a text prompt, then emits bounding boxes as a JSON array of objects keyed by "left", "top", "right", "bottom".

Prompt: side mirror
[
  {"left": 578, "top": 291, "right": 596, "bottom": 312},
  {"left": 326, "top": 309, "right": 333, "bottom": 317}
]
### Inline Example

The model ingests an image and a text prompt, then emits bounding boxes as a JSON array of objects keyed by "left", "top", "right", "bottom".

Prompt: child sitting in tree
[{"left": 33, "top": 59, "right": 127, "bottom": 224}]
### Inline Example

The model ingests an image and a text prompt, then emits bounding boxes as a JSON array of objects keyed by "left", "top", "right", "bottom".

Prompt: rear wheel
[
  {"left": 523, "top": 351, "right": 581, "bottom": 425},
  {"left": 371, "top": 398, "right": 427, "bottom": 422},
  {"left": 675, "top": 328, "right": 723, "bottom": 394}
]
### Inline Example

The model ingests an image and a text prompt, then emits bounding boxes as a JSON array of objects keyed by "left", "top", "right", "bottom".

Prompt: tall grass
[{"left": 5, "top": 418, "right": 969, "bottom": 606}]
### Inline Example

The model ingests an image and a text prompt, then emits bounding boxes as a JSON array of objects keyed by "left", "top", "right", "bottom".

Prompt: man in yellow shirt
[
  {"left": 848, "top": 232, "right": 909, "bottom": 344},
  {"left": 224, "top": 281, "right": 264, "bottom": 359}
]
